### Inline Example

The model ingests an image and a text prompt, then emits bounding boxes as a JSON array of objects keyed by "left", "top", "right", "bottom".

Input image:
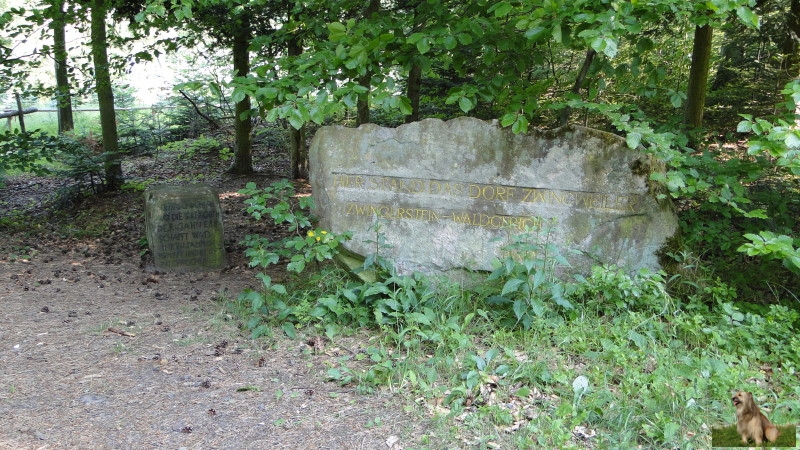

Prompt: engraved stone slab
[
  {"left": 309, "top": 117, "right": 678, "bottom": 279},
  {"left": 145, "top": 184, "right": 226, "bottom": 272}
]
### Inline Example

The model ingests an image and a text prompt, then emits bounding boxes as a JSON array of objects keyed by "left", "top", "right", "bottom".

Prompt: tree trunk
[
  {"left": 91, "top": 0, "right": 123, "bottom": 190},
  {"left": 558, "top": 48, "right": 596, "bottom": 127},
  {"left": 53, "top": 0, "right": 74, "bottom": 133},
  {"left": 684, "top": 24, "right": 713, "bottom": 133},
  {"left": 356, "top": 0, "right": 380, "bottom": 127},
  {"left": 356, "top": 74, "right": 371, "bottom": 126},
  {"left": 405, "top": 62, "right": 421, "bottom": 123},
  {"left": 287, "top": 36, "right": 307, "bottom": 179},
  {"left": 228, "top": 14, "right": 253, "bottom": 175},
  {"left": 781, "top": 0, "right": 800, "bottom": 81}
]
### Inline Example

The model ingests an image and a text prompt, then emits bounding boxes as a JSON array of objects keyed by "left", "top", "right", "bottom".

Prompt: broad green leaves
[{"left": 179, "top": 0, "right": 764, "bottom": 136}]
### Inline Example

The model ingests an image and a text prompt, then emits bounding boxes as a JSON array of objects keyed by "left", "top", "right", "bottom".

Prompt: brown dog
[{"left": 732, "top": 391, "right": 780, "bottom": 444}]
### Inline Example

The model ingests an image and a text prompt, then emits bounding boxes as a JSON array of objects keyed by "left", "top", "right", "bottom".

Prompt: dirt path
[{"left": 0, "top": 154, "right": 429, "bottom": 449}]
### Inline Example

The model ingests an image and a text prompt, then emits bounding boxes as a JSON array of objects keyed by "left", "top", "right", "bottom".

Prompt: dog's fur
[{"left": 732, "top": 391, "right": 780, "bottom": 444}]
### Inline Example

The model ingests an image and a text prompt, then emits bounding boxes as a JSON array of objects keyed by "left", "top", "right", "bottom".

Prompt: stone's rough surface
[
  {"left": 310, "top": 117, "right": 678, "bottom": 279},
  {"left": 145, "top": 184, "right": 226, "bottom": 272}
]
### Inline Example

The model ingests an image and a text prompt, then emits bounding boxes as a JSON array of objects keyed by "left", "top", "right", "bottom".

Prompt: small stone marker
[
  {"left": 309, "top": 117, "right": 679, "bottom": 279},
  {"left": 145, "top": 184, "right": 226, "bottom": 272}
]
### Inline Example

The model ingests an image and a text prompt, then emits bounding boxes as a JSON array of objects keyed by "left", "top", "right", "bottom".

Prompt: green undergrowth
[
  {"left": 229, "top": 180, "right": 800, "bottom": 449},
  {"left": 711, "top": 423, "right": 797, "bottom": 447}
]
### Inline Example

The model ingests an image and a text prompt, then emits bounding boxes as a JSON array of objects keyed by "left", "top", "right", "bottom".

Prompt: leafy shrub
[
  {"left": 161, "top": 90, "right": 227, "bottom": 140},
  {"left": 56, "top": 135, "right": 109, "bottom": 194},
  {"left": 572, "top": 265, "right": 673, "bottom": 315},
  {"left": 0, "top": 129, "right": 60, "bottom": 181},
  {"left": 0, "top": 129, "right": 109, "bottom": 199},
  {"left": 480, "top": 220, "right": 577, "bottom": 327},
  {"left": 254, "top": 125, "right": 289, "bottom": 150},
  {"left": 159, "top": 134, "right": 232, "bottom": 160},
  {"left": 235, "top": 180, "right": 352, "bottom": 337}
]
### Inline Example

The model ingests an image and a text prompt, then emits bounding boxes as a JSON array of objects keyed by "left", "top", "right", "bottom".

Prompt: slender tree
[
  {"left": 558, "top": 49, "right": 597, "bottom": 127},
  {"left": 781, "top": 0, "right": 800, "bottom": 80},
  {"left": 684, "top": 24, "right": 714, "bottom": 132},
  {"left": 405, "top": 62, "right": 421, "bottom": 123},
  {"left": 229, "top": 11, "right": 254, "bottom": 174},
  {"left": 287, "top": 33, "right": 307, "bottom": 179},
  {"left": 91, "top": 0, "right": 123, "bottom": 189},
  {"left": 356, "top": 0, "right": 380, "bottom": 126},
  {"left": 52, "top": 0, "right": 74, "bottom": 133}
]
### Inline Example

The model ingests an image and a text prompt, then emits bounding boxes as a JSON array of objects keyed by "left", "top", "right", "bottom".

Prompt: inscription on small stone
[
  {"left": 145, "top": 184, "right": 226, "bottom": 272},
  {"left": 310, "top": 117, "right": 679, "bottom": 279}
]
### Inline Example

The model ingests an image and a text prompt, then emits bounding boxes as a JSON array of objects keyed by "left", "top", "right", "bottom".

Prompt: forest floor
[{"left": 0, "top": 148, "right": 431, "bottom": 449}]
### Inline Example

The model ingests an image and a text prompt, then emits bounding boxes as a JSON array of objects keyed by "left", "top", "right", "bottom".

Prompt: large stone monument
[
  {"left": 309, "top": 117, "right": 678, "bottom": 279},
  {"left": 145, "top": 184, "right": 226, "bottom": 272}
]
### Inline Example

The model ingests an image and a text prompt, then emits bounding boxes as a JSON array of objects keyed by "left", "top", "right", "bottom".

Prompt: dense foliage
[{"left": 232, "top": 180, "right": 800, "bottom": 449}]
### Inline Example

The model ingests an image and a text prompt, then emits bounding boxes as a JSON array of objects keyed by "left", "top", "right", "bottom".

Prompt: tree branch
[{"left": 178, "top": 89, "right": 220, "bottom": 130}]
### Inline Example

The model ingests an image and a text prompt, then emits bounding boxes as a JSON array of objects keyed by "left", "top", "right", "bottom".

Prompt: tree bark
[
  {"left": 781, "top": 0, "right": 800, "bottom": 80},
  {"left": 52, "top": 0, "right": 74, "bottom": 133},
  {"left": 356, "top": 0, "right": 380, "bottom": 126},
  {"left": 91, "top": 0, "right": 123, "bottom": 190},
  {"left": 405, "top": 62, "right": 422, "bottom": 123},
  {"left": 356, "top": 73, "right": 371, "bottom": 126},
  {"left": 288, "top": 35, "right": 307, "bottom": 179},
  {"left": 558, "top": 48, "right": 596, "bottom": 127},
  {"left": 228, "top": 13, "right": 253, "bottom": 175},
  {"left": 684, "top": 24, "right": 713, "bottom": 133}
]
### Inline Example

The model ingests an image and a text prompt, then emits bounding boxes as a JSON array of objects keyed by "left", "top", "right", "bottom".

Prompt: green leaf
[
  {"left": 502, "top": 278, "right": 526, "bottom": 296},
  {"left": 636, "top": 37, "right": 654, "bottom": 52},
  {"left": 784, "top": 132, "right": 800, "bottom": 149},
  {"left": 736, "top": 120, "right": 752, "bottom": 133},
  {"left": 491, "top": 1, "right": 513, "bottom": 17},
  {"left": 784, "top": 255, "right": 800, "bottom": 273},
  {"left": 288, "top": 110, "right": 305, "bottom": 130},
  {"left": 407, "top": 312, "right": 432, "bottom": 326},
  {"left": 458, "top": 96, "right": 473, "bottom": 113},
  {"left": 551, "top": 23, "right": 562, "bottom": 43},
  {"left": 524, "top": 26, "right": 548, "bottom": 42},
  {"left": 327, "top": 22, "right": 347, "bottom": 40},
  {"left": 287, "top": 258, "right": 305, "bottom": 273},
  {"left": 590, "top": 36, "right": 605, "bottom": 54},
  {"left": 663, "top": 422, "right": 681, "bottom": 442},
  {"left": 602, "top": 38, "right": 618, "bottom": 58},
  {"left": 456, "top": 33, "right": 473, "bottom": 45},
  {"left": 342, "top": 92, "right": 356, "bottom": 108},
  {"left": 398, "top": 96, "right": 413, "bottom": 115},
  {"left": 511, "top": 115, "right": 528, "bottom": 134},
  {"left": 513, "top": 299, "right": 526, "bottom": 321},
  {"left": 230, "top": 89, "right": 246, "bottom": 105},
  {"left": 742, "top": 209, "right": 768, "bottom": 219},
  {"left": 500, "top": 113, "right": 517, "bottom": 127},
  {"left": 257, "top": 273, "right": 272, "bottom": 286},
  {"left": 627, "top": 330, "right": 646, "bottom": 349},
  {"left": 669, "top": 92, "right": 683, "bottom": 108},
  {"left": 416, "top": 37, "right": 431, "bottom": 54},
  {"left": 281, "top": 322, "right": 297, "bottom": 338},
  {"left": 271, "top": 284, "right": 287, "bottom": 295},
  {"left": 736, "top": 6, "right": 759, "bottom": 28},
  {"left": 626, "top": 131, "right": 642, "bottom": 149}
]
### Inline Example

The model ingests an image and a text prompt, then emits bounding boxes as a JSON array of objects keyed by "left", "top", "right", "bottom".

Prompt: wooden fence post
[{"left": 15, "top": 93, "right": 26, "bottom": 133}]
